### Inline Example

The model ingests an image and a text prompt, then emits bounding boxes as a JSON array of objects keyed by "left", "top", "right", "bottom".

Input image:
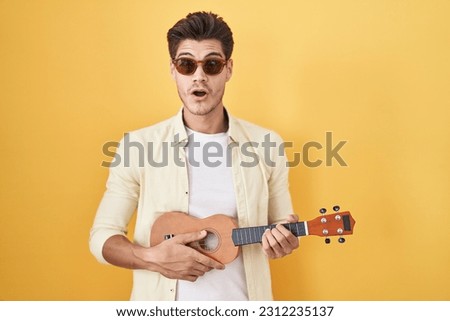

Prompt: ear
[
  {"left": 170, "top": 60, "right": 176, "bottom": 80},
  {"left": 225, "top": 59, "right": 233, "bottom": 82}
]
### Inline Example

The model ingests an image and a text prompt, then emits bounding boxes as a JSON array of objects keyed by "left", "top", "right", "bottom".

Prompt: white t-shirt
[{"left": 176, "top": 128, "right": 249, "bottom": 301}]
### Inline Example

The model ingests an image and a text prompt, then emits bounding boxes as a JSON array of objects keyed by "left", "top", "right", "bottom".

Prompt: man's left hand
[{"left": 261, "top": 214, "right": 299, "bottom": 259}]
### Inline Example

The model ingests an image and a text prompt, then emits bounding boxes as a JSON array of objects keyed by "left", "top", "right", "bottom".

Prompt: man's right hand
[{"left": 132, "top": 230, "right": 225, "bottom": 282}]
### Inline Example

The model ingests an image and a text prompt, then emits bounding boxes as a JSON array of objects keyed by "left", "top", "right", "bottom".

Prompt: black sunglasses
[{"left": 172, "top": 57, "right": 227, "bottom": 76}]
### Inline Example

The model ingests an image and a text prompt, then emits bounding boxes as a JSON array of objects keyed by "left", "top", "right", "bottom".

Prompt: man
[{"left": 89, "top": 11, "right": 299, "bottom": 300}]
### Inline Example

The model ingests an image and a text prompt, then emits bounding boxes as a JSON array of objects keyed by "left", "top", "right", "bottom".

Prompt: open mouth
[{"left": 192, "top": 90, "right": 207, "bottom": 97}]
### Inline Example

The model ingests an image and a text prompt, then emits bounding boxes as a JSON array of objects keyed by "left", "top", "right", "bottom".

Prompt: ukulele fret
[{"left": 231, "top": 222, "right": 307, "bottom": 246}]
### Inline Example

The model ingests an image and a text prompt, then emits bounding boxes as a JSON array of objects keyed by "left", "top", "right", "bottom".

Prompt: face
[{"left": 171, "top": 39, "right": 233, "bottom": 117}]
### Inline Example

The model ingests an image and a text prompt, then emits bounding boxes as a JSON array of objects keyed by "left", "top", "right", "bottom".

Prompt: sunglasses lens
[
  {"left": 203, "top": 59, "right": 225, "bottom": 75},
  {"left": 174, "top": 58, "right": 226, "bottom": 75},
  {"left": 175, "top": 58, "right": 197, "bottom": 75}
]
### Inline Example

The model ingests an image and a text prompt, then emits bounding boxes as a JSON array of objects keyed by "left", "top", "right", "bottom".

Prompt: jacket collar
[{"left": 171, "top": 107, "right": 243, "bottom": 146}]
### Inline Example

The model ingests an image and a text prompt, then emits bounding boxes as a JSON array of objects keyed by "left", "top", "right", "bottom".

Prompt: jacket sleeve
[
  {"left": 89, "top": 134, "right": 141, "bottom": 264},
  {"left": 267, "top": 132, "right": 295, "bottom": 224}
]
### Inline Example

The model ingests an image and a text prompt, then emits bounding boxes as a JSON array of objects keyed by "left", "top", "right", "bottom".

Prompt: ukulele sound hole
[{"left": 198, "top": 230, "right": 219, "bottom": 252}]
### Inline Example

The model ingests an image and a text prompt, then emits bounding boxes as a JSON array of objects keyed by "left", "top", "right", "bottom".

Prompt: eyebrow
[{"left": 176, "top": 51, "right": 224, "bottom": 59}]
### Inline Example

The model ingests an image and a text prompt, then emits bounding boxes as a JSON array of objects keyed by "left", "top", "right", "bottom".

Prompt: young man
[{"left": 89, "top": 12, "right": 299, "bottom": 300}]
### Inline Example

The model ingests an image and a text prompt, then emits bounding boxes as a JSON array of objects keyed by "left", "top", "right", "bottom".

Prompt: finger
[
  {"left": 193, "top": 253, "right": 225, "bottom": 270},
  {"left": 172, "top": 231, "right": 225, "bottom": 270},
  {"left": 275, "top": 224, "right": 300, "bottom": 249},
  {"left": 191, "top": 266, "right": 211, "bottom": 277},
  {"left": 191, "top": 260, "right": 214, "bottom": 273},
  {"left": 277, "top": 214, "right": 299, "bottom": 224},
  {"left": 270, "top": 227, "right": 292, "bottom": 254},
  {"left": 264, "top": 229, "right": 283, "bottom": 258},
  {"left": 185, "top": 276, "right": 198, "bottom": 282},
  {"left": 286, "top": 214, "right": 299, "bottom": 223},
  {"left": 174, "top": 230, "right": 207, "bottom": 245},
  {"left": 271, "top": 226, "right": 299, "bottom": 255},
  {"left": 160, "top": 262, "right": 210, "bottom": 281},
  {"left": 178, "top": 273, "right": 198, "bottom": 282},
  {"left": 267, "top": 227, "right": 298, "bottom": 257},
  {"left": 261, "top": 230, "right": 276, "bottom": 258},
  {"left": 182, "top": 260, "right": 216, "bottom": 278},
  {"left": 156, "top": 267, "right": 198, "bottom": 282}
]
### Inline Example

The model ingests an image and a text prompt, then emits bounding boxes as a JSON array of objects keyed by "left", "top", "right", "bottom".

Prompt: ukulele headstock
[{"left": 306, "top": 206, "right": 355, "bottom": 244}]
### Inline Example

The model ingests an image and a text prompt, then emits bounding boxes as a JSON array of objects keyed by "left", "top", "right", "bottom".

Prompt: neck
[{"left": 182, "top": 105, "right": 228, "bottom": 134}]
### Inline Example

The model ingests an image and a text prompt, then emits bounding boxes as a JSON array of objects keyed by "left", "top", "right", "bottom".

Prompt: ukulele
[{"left": 150, "top": 207, "right": 355, "bottom": 264}]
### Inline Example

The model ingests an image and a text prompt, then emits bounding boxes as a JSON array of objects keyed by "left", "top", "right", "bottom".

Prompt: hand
[
  {"left": 134, "top": 230, "right": 225, "bottom": 282},
  {"left": 261, "top": 214, "right": 299, "bottom": 259}
]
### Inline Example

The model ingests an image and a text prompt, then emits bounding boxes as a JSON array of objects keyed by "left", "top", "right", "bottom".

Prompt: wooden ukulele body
[{"left": 150, "top": 211, "right": 240, "bottom": 264}]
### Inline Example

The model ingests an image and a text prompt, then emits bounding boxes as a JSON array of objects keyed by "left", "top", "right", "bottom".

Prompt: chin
[{"left": 185, "top": 103, "right": 217, "bottom": 116}]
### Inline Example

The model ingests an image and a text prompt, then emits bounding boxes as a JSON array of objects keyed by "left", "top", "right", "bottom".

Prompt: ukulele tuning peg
[
  {"left": 338, "top": 237, "right": 346, "bottom": 243},
  {"left": 325, "top": 238, "right": 331, "bottom": 244},
  {"left": 333, "top": 205, "right": 340, "bottom": 212},
  {"left": 319, "top": 208, "right": 327, "bottom": 214}
]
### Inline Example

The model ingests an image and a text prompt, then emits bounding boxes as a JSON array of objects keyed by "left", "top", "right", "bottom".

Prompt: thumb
[
  {"left": 174, "top": 230, "right": 207, "bottom": 245},
  {"left": 286, "top": 214, "right": 299, "bottom": 223},
  {"left": 278, "top": 214, "right": 299, "bottom": 224}
]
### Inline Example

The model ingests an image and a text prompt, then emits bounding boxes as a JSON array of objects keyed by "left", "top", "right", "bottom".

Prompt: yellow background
[{"left": 1, "top": 0, "right": 449, "bottom": 300}]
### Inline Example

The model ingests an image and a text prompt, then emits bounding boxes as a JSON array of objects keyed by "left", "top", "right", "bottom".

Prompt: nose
[{"left": 192, "top": 63, "right": 207, "bottom": 83}]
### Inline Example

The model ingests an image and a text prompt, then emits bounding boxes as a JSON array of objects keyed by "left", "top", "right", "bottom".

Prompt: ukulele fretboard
[{"left": 231, "top": 222, "right": 308, "bottom": 246}]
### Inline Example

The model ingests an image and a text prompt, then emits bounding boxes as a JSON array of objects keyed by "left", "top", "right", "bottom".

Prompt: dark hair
[{"left": 167, "top": 12, "right": 234, "bottom": 60}]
